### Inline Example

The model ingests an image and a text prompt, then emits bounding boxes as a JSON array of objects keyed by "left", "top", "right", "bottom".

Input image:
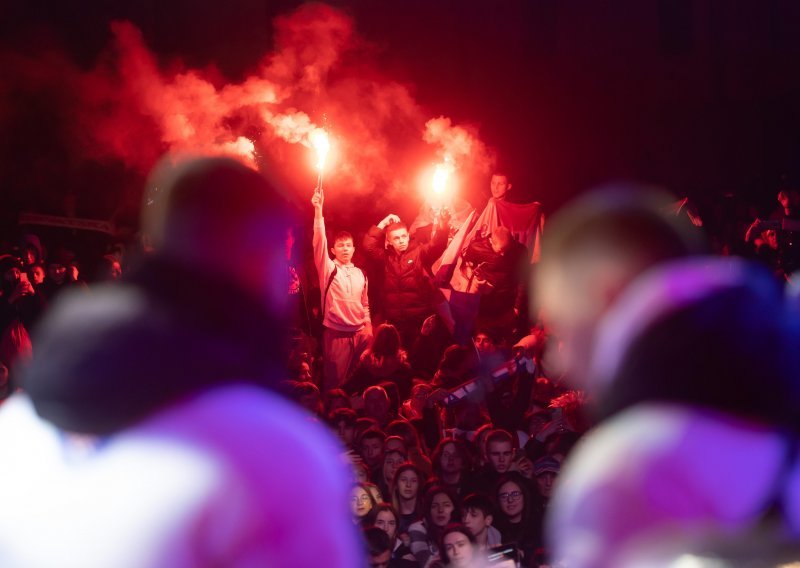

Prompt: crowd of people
[{"left": 1, "top": 162, "right": 800, "bottom": 567}]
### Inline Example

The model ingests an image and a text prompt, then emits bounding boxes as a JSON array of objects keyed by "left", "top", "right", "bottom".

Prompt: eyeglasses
[
  {"left": 352, "top": 495, "right": 371, "bottom": 503},
  {"left": 499, "top": 491, "right": 522, "bottom": 502}
]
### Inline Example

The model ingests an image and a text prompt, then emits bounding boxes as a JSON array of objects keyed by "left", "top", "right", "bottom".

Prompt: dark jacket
[
  {"left": 462, "top": 234, "right": 528, "bottom": 316},
  {"left": 362, "top": 225, "right": 448, "bottom": 322}
]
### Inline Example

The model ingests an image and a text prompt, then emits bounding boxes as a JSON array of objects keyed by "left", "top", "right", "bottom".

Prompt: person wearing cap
[
  {"left": 0, "top": 156, "right": 363, "bottom": 567},
  {"left": 532, "top": 456, "right": 560, "bottom": 502}
]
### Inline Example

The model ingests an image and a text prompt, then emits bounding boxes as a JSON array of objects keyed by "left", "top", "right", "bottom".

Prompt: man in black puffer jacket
[{"left": 363, "top": 211, "right": 450, "bottom": 349}]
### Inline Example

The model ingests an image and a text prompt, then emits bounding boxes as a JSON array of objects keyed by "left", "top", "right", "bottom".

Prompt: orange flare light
[
  {"left": 433, "top": 163, "right": 449, "bottom": 195},
  {"left": 431, "top": 157, "right": 455, "bottom": 200},
  {"left": 310, "top": 128, "right": 330, "bottom": 172}
]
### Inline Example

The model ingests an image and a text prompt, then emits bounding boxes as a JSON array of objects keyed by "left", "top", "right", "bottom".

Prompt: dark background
[{"left": 3, "top": 0, "right": 800, "bottom": 245}]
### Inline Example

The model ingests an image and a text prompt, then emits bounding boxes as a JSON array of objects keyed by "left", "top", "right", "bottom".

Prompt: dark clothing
[
  {"left": 22, "top": 255, "right": 285, "bottom": 435},
  {"left": 487, "top": 364, "right": 535, "bottom": 435},
  {"left": 343, "top": 354, "right": 414, "bottom": 400},
  {"left": 462, "top": 235, "right": 528, "bottom": 318},
  {"left": 768, "top": 208, "right": 800, "bottom": 276},
  {"left": 494, "top": 516, "right": 543, "bottom": 568},
  {"left": 362, "top": 225, "right": 448, "bottom": 333},
  {"left": 0, "top": 291, "right": 45, "bottom": 336}
]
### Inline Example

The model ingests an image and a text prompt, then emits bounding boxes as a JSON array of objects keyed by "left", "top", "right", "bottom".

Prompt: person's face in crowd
[
  {"left": 387, "top": 227, "right": 410, "bottom": 253},
  {"left": 327, "top": 395, "right": 348, "bottom": 413},
  {"left": 297, "top": 362, "right": 313, "bottom": 382},
  {"left": 336, "top": 420, "right": 355, "bottom": 445},
  {"left": 397, "top": 469, "right": 420, "bottom": 500},
  {"left": 440, "top": 442, "right": 463, "bottom": 475},
  {"left": 361, "top": 437, "right": 384, "bottom": 467},
  {"left": 369, "top": 550, "right": 391, "bottom": 568},
  {"left": 490, "top": 175, "right": 512, "bottom": 200},
  {"left": 364, "top": 390, "right": 390, "bottom": 420},
  {"left": 473, "top": 333, "right": 496, "bottom": 355},
  {"left": 351, "top": 486, "right": 372, "bottom": 518},
  {"left": 48, "top": 263, "right": 66, "bottom": 285},
  {"left": 384, "top": 437, "right": 405, "bottom": 454},
  {"left": 354, "top": 464, "right": 369, "bottom": 484},
  {"left": 24, "top": 248, "right": 36, "bottom": 266},
  {"left": 375, "top": 510, "right": 398, "bottom": 541},
  {"left": 462, "top": 507, "right": 492, "bottom": 539},
  {"left": 487, "top": 440, "right": 513, "bottom": 474},
  {"left": 31, "top": 265, "right": 45, "bottom": 286},
  {"left": 299, "top": 392, "right": 320, "bottom": 415},
  {"left": 383, "top": 451, "right": 405, "bottom": 485},
  {"left": 443, "top": 530, "right": 476, "bottom": 568},
  {"left": 498, "top": 480, "right": 524, "bottom": 522},
  {"left": 489, "top": 232, "right": 509, "bottom": 254},
  {"left": 331, "top": 237, "right": 355, "bottom": 265},
  {"left": 764, "top": 230, "right": 779, "bottom": 250},
  {"left": 367, "top": 484, "right": 382, "bottom": 504},
  {"left": 536, "top": 471, "right": 557, "bottom": 499},
  {"left": 108, "top": 261, "right": 122, "bottom": 280},
  {"left": 430, "top": 492, "right": 455, "bottom": 528},
  {"left": 3, "top": 267, "right": 20, "bottom": 285},
  {"left": 778, "top": 190, "right": 800, "bottom": 210}
]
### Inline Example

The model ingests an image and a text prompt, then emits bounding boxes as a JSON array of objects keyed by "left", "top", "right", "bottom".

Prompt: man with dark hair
[
  {"left": 461, "top": 492, "right": 502, "bottom": 551},
  {"left": 490, "top": 172, "right": 513, "bottom": 201},
  {"left": 363, "top": 210, "right": 451, "bottom": 349},
  {"left": 363, "top": 526, "right": 393, "bottom": 568},
  {"left": 0, "top": 156, "right": 362, "bottom": 567},
  {"left": 359, "top": 426, "right": 387, "bottom": 476},
  {"left": 312, "top": 188, "right": 371, "bottom": 390}
]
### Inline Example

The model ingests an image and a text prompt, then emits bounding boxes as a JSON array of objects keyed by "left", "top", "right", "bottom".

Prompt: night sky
[{"left": 3, "top": 0, "right": 800, "bottom": 241}]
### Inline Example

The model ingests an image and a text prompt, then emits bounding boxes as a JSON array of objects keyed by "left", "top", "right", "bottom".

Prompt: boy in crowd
[
  {"left": 312, "top": 188, "right": 372, "bottom": 391},
  {"left": 462, "top": 492, "right": 503, "bottom": 551}
]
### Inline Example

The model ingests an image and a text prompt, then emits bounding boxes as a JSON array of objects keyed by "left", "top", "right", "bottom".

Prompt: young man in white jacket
[{"left": 312, "top": 188, "right": 371, "bottom": 391}]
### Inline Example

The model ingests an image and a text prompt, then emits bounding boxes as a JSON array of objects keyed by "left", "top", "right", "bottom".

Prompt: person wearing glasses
[
  {"left": 493, "top": 472, "right": 543, "bottom": 567},
  {"left": 352, "top": 482, "right": 378, "bottom": 527}
]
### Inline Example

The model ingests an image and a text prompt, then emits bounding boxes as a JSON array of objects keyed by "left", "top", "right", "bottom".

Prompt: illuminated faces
[
  {"left": 490, "top": 174, "right": 512, "bottom": 200},
  {"left": 443, "top": 530, "right": 475, "bottom": 568},
  {"left": 331, "top": 237, "right": 354, "bottom": 264},
  {"left": 387, "top": 227, "right": 409, "bottom": 253}
]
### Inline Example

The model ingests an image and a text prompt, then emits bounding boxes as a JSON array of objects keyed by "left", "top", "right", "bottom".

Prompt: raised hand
[
  {"left": 377, "top": 214, "right": 401, "bottom": 230},
  {"left": 311, "top": 189, "right": 324, "bottom": 217}
]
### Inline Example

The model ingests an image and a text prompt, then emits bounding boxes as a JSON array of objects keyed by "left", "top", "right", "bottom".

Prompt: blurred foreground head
[
  {"left": 536, "top": 186, "right": 703, "bottom": 390},
  {"left": 143, "top": 155, "right": 291, "bottom": 308},
  {"left": 21, "top": 156, "right": 293, "bottom": 434}
]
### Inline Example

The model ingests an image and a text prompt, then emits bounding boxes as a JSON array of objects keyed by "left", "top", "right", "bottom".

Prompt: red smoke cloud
[{"left": 2, "top": 3, "right": 495, "bottom": 221}]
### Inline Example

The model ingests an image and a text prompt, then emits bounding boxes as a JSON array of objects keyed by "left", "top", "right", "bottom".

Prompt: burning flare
[
  {"left": 432, "top": 156, "right": 455, "bottom": 198},
  {"left": 311, "top": 128, "right": 330, "bottom": 172}
]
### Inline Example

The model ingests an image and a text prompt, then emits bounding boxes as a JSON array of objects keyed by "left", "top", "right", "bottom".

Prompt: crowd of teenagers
[{"left": 1, "top": 170, "right": 800, "bottom": 568}]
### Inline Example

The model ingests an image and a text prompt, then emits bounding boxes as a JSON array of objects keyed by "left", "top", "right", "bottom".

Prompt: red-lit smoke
[{"left": 2, "top": 3, "right": 496, "bottom": 219}]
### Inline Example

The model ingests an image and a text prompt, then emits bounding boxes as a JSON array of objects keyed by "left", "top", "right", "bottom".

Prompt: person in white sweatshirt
[{"left": 312, "top": 188, "right": 372, "bottom": 391}]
